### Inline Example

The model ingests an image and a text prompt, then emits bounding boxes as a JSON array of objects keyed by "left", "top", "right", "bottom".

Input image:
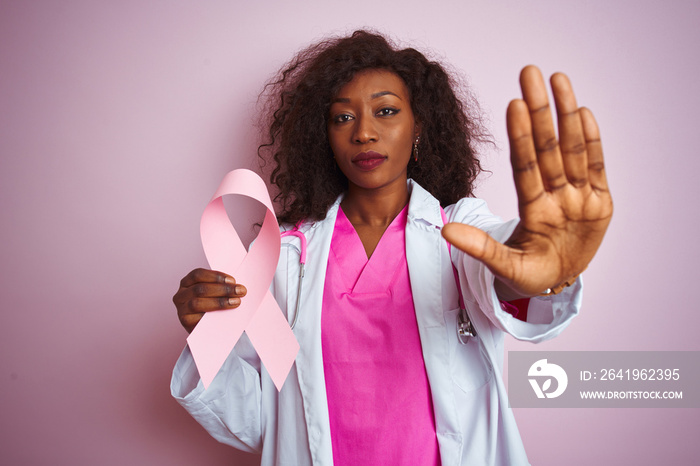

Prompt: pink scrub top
[{"left": 321, "top": 205, "right": 441, "bottom": 466}]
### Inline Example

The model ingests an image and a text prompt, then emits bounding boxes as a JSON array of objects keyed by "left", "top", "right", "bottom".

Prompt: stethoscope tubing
[{"left": 280, "top": 229, "right": 306, "bottom": 329}]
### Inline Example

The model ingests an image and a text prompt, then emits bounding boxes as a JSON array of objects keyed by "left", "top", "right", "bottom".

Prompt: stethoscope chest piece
[{"left": 456, "top": 308, "right": 476, "bottom": 344}]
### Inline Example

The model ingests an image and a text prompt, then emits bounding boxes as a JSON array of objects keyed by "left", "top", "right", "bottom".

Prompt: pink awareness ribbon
[{"left": 187, "top": 169, "right": 299, "bottom": 391}]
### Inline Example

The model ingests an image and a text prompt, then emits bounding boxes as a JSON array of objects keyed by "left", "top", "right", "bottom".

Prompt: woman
[{"left": 171, "top": 30, "right": 612, "bottom": 465}]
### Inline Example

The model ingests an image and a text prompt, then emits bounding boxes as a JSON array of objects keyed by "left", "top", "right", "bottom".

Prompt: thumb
[{"left": 441, "top": 222, "right": 516, "bottom": 281}]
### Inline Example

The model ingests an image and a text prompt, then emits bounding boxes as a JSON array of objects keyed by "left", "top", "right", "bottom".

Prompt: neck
[{"left": 341, "top": 180, "right": 410, "bottom": 228}]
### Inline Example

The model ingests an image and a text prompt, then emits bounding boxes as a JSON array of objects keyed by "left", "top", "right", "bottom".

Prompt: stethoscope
[
  {"left": 278, "top": 224, "right": 476, "bottom": 343},
  {"left": 280, "top": 228, "right": 306, "bottom": 329}
]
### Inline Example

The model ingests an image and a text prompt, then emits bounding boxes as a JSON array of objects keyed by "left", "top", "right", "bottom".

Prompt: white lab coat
[{"left": 171, "top": 180, "right": 581, "bottom": 465}]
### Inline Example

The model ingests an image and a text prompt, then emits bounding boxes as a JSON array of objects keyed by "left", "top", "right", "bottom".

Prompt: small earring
[{"left": 413, "top": 137, "right": 420, "bottom": 162}]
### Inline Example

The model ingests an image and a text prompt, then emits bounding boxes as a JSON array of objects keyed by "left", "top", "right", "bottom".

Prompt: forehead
[{"left": 333, "top": 69, "right": 410, "bottom": 101}]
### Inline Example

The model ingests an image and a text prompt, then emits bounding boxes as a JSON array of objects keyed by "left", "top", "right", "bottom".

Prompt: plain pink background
[{"left": 2, "top": 1, "right": 698, "bottom": 464}]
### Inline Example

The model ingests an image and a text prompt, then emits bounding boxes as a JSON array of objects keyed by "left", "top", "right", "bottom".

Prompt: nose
[{"left": 352, "top": 115, "right": 378, "bottom": 144}]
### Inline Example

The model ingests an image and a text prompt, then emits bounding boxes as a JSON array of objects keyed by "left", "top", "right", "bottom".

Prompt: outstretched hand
[{"left": 442, "top": 65, "right": 612, "bottom": 298}]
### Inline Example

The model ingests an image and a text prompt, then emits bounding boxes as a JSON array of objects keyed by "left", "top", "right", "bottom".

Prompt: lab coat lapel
[
  {"left": 405, "top": 181, "right": 463, "bottom": 463},
  {"left": 405, "top": 182, "right": 444, "bottom": 327}
]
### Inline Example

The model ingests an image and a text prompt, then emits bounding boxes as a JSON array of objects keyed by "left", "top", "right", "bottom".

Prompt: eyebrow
[{"left": 331, "top": 90, "right": 402, "bottom": 103}]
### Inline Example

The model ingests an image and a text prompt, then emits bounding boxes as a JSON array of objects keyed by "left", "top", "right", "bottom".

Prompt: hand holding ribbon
[{"left": 186, "top": 169, "right": 300, "bottom": 391}]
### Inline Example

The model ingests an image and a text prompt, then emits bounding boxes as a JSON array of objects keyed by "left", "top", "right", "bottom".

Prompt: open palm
[{"left": 442, "top": 65, "right": 613, "bottom": 297}]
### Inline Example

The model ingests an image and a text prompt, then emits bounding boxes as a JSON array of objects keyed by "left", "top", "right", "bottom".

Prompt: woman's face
[{"left": 327, "top": 69, "right": 418, "bottom": 193}]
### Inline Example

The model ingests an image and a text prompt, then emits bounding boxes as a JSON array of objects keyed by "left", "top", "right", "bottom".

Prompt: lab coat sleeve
[
  {"left": 446, "top": 198, "right": 581, "bottom": 343},
  {"left": 170, "top": 334, "right": 263, "bottom": 453}
]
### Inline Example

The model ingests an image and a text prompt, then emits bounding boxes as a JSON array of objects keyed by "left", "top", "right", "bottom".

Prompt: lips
[{"left": 352, "top": 151, "right": 387, "bottom": 171}]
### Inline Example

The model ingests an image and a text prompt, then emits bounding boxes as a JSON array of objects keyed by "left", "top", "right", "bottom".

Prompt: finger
[
  {"left": 441, "top": 223, "right": 518, "bottom": 282},
  {"left": 185, "top": 296, "right": 243, "bottom": 314},
  {"left": 187, "top": 282, "right": 247, "bottom": 298},
  {"left": 180, "top": 268, "right": 235, "bottom": 288},
  {"left": 174, "top": 281, "right": 246, "bottom": 312},
  {"left": 579, "top": 107, "right": 608, "bottom": 192},
  {"left": 551, "top": 73, "right": 588, "bottom": 188},
  {"left": 507, "top": 99, "right": 545, "bottom": 207},
  {"left": 520, "top": 65, "right": 566, "bottom": 191},
  {"left": 174, "top": 281, "right": 247, "bottom": 309}
]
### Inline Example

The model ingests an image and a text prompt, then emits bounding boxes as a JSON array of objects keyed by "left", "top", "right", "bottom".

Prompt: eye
[
  {"left": 331, "top": 113, "right": 354, "bottom": 124},
  {"left": 377, "top": 107, "right": 399, "bottom": 117}
]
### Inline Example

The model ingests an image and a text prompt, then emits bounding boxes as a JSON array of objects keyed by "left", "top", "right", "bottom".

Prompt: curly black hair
[{"left": 257, "top": 30, "right": 491, "bottom": 225}]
